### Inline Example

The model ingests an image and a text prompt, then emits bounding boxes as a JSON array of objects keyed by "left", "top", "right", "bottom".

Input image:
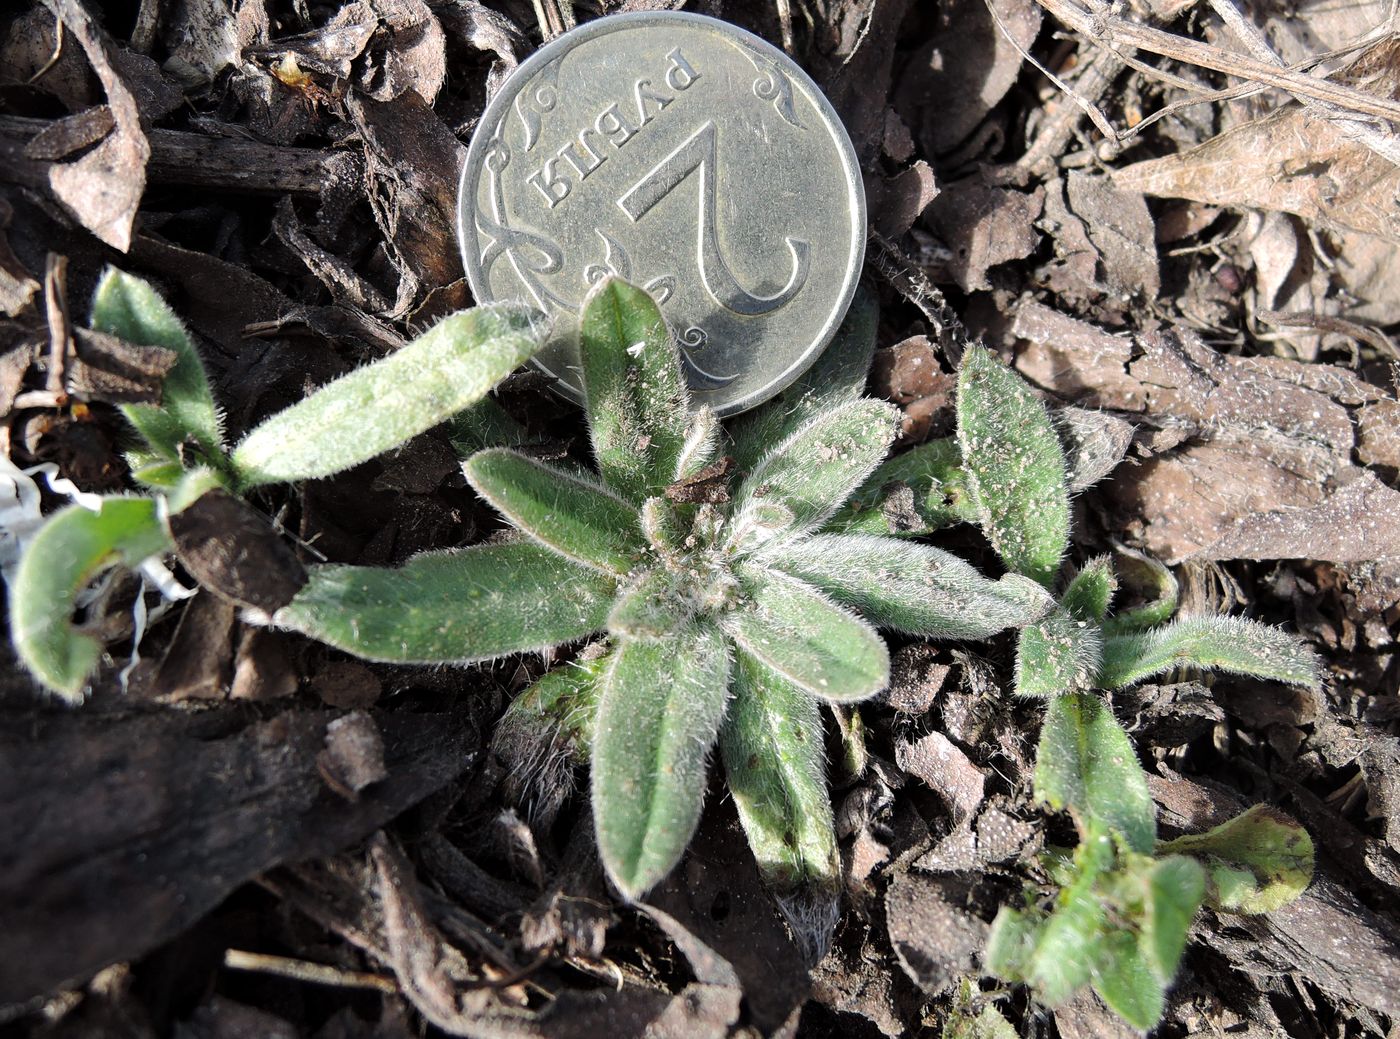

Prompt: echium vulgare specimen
[
  {"left": 948, "top": 345, "right": 1319, "bottom": 1029},
  {"left": 9, "top": 268, "right": 546, "bottom": 700},
  {"left": 275, "top": 279, "right": 1050, "bottom": 927}
]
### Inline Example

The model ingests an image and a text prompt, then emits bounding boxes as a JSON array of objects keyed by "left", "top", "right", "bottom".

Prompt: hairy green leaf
[
  {"left": 824, "top": 437, "right": 976, "bottom": 538},
  {"left": 1062, "top": 556, "right": 1116, "bottom": 623},
  {"left": 1015, "top": 608, "right": 1104, "bottom": 697},
  {"left": 728, "top": 288, "right": 878, "bottom": 473},
  {"left": 675, "top": 407, "right": 722, "bottom": 482},
  {"left": 987, "top": 830, "right": 1120, "bottom": 1006},
  {"left": 723, "top": 564, "right": 888, "bottom": 702},
  {"left": 579, "top": 278, "right": 689, "bottom": 502},
  {"left": 1035, "top": 693, "right": 1156, "bottom": 853},
  {"left": 274, "top": 541, "right": 614, "bottom": 663},
  {"left": 721, "top": 650, "right": 838, "bottom": 895},
  {"left": 1159, "top": 804, "right": 1314, "bottom": 913},
  {"left": 608, "top": 568, "right": 692, "bottom": 638},
  {"left": 1025, "top": 830, "right": 1117, "bottom": 1004},
  {"left": 1099, "top": 616, "right": 1321, "bottom": 691},
  {"left": 762, "top": 533, "right": 1051, "bottom": 639},
  {"left": 728, "top": 400, "right": 899, "bottom": 550},
  {"left": 1091, "top": 929, "right": 1163, "bottom": 1030},
  {"left": 956, "top": 345, "right": 1069, "bottom": 586},
  {"left": 464, "top": 449, "right": 645, "bottom": 575},
  {"left": 492, "top": 651, "right": 608, "bottom": 826},
  {"left": 90, "top": 268, "right": 226, "bottom": 466},
  {"left": 232, "top": 305, "right": 543, "bottom": 487},
  {"left": 1104, "top": 545, "right": 1179, "bottom": 634},
  {"left": 447, "top": 396, "right": 529, "bottom": 457},
  {"left": 592, "top": 625, "right": 730, "bottom": 899},
  {"left": 10, "top": 497, "right": 172, "bottom": 699},
  {"left": 1141, "top": 854, "right": 1205, "bottom": 978},
  {"left": 500, "top": 653, "right": 607, "bottom": 762}
]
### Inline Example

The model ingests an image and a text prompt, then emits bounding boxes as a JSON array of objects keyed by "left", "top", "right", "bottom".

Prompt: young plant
[
  {"left": 948, "top": 345, "right": 1318, "bottom": 1027},
  {"left": 8, "top": 268, "right": 546, "bottom": 700},
  {"left": 273, "top": 279, "right": 1050, "bottom": 932}
]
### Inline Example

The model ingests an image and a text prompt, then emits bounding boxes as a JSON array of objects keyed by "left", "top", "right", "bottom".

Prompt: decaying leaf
[
  {"left": 1114, "top": 40, "right": 1400, "bottom": 246},
  {"left": 40, "top": 0, "right": 150, "bottom": 251}
]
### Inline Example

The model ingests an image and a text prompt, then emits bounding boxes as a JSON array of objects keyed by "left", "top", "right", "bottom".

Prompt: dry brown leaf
[
  {"left": 1114, "top": 40, "right": 1400, "bottom": 245},
  {"left": 41, "top": 0, "right": 150, "bottom": 252}
]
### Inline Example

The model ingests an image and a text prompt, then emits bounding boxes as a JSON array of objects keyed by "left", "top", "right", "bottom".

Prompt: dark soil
[{"left": 1, "top": 0, "right": 1398, "bottom": 1036}]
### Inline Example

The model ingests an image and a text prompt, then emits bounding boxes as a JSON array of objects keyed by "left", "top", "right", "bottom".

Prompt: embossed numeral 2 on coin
[{"left": 618, "top": 121, "right": 810, "bottom": 317}]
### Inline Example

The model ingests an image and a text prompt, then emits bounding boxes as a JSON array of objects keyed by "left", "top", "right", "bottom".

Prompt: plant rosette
[{"left": 273, "top": 278, "right": 1051, "bottom": 945}]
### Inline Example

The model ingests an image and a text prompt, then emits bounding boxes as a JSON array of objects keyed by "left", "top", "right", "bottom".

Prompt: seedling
[
  {"left": 9, "top": 268, "right": 546, "bottom": 699},
  {"left": 274, "top": 279, "right": 1049, "bottom": 936},
  {"left": 948, "top": 344, "right": 1318, "bottom": 1028}
]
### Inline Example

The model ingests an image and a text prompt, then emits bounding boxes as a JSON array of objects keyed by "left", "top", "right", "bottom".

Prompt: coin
[{"left": 457, "top": 12, "right": 866, "bottom": 417}]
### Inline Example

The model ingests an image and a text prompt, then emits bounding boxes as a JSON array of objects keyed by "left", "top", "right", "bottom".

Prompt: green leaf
[
  {"left": 1035, "top": 693, "right": 1156, "bottom": 853},
  {"left": 1090, "top": 929, "right": 1164, "bottom": 1030},
  {"left": 463, "top": 448, "right": 645, "bottom": 575},
  {"left": 1062, "top": 556, "right": 1116, "bottom": 623},
  {"left": 608, "top": 567, "right": 691, "bottom": 638},
  {"left": 728, "top": 288, "right": 878, "bottom": 473},
  {"left": 1159, "top": 804, "right": 1314, "bottom": 913},
  {"left": 723, "top": 564, "right": 888, "bottom": 702},
  {"left": 579, "top": 278, "right": 689, "bottom": 502},
  {"left": 721, "top": 649, "right": 838, "bottom": 895},
  {"left": 824, "top": 437, "right": 976, "bottom": 538},
  {"left": 1099, "top": 616, "right": 1321, "bottom": 691},
  {"left": 1141, "top": 854, "right": 1205, "bottom": 978},
  {"left": 674, "top": 406, "right": 721, "bottom": 481},
  {"left": 128, "top": 458, "right": 186, "bottom": 489},
  {"left": 1015, "top": 607, "right": 1104, "bottom": 697},
  {"left": 942, "top": 1005, "right": 1018, "bottom": 1039},
  {"left": 762, "top": 533, "right": 1052, "bottom": 640},
  {"left": 1105, "top": 547, "right": 1179, "bottom": 634},
  {"left": 591, "top": 625, "right": 731, "bottom": 899},
  {"left": 728, "top": 400, "right": 899, "bottom": 550},
  {"left": 446, "top": 396, "right": 528, "bottom": 457},
  {"left": 9, "top": 497, "right": 172, "bottom": 700},
  {"left": 90, "top": 269, "right": 226, "bottom": 466},
  {"left": 956, "top": 345, "right": 1069, "bottom": 586},
  {"left": 232, "top": 304, "right": 543, "bottom": 487},
  {"left": 274, "top": 541, "right": 614, "bottom": 663},
  {"left": 498, "top": 653, "right": 607, "bottom": 762}
]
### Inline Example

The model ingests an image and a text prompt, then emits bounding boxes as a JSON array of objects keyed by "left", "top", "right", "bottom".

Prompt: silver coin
[{"left": 457, "top": 11, "right": 866, "bottom": 417}]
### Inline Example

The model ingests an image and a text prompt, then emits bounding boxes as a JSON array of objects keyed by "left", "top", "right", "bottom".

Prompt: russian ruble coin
[{"left": 457, "top": 11, "right": 866, "bottom": 416}]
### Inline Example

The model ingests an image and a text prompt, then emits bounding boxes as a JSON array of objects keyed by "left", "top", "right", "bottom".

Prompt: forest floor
[{"left": 1, "top": 0, "right": 1399, "bottom": 1036}]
